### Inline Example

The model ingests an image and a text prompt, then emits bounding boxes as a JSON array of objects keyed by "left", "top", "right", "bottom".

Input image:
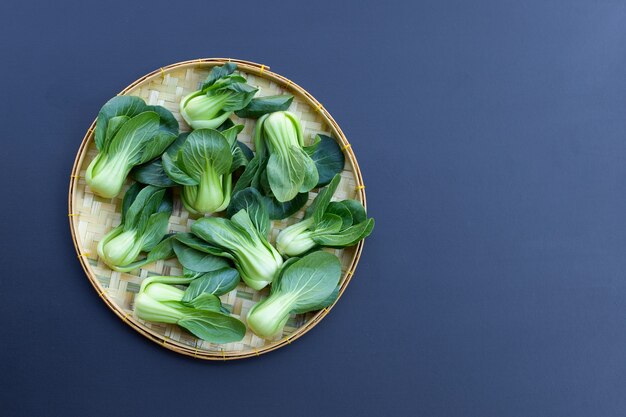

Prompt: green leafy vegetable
[
  {"left": 276, "top": 174, "right": 374, "bottom": 257},
  {"left": 162, "top": 126, "right": 246, "bottom": 214},
  {"left": 97, "top": 184, "right": 174, "bottom": 271},
  {"left": 134, "top": 275, "right": 245, "bottom": 343},
  {"left": 172, "top": 239, "right": 230, "bottom": 273},
  {"left": 235, "top": 94, "right": 294, "bottom": 119},
  {"left": 189, "top": 209, "right": 283, "bottom": 290},
  {"left": 182, "top": 268, "right": 240, "bottom": 301},
  {"left": 246, "top": 251, "right": 341, "bottom": 338},
  {"left": 132, "top": 117, "right": 252, "bottom": 188},
  {"left": 254, "top": 111, "right": 319, "bottom": 202},
  {"left": 131, "top": 133, "right": 188, "bottom": 187},
  {"left": 311, "top": 134, "right": 345, "bottom": 187},
  {"left": 226, "top": 188, "right": 270, "bottom": 236},
  {"left": 86, "top": 96, "right": 178, "bottom": 198},
  {"left": 264, "top": 193, "right": 309, "bottom": 220},
  {"left": 180, "top": 63, "right": 257, "bottom": 129}
]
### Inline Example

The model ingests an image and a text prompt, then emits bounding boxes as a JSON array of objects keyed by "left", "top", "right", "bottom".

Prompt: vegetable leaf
[
  {"left": 182, "top": 267, "right": 240, "bottom": 301},
  {"left": 172, "top": 240, "right": 230, "bottom": 272},
  {"left": 227, "top": 188, "right": 270, "bottom": 237},
  {"left": 311, "top": 135, "right": 345, "bottom": 187},
  {"left": 178, "top": 312, "right": 246, "bottom": 344},
  {"left": 235, "top": 94, "right": 294, "bottom": 119}
]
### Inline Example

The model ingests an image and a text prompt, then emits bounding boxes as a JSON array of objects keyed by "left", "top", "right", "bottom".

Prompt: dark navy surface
[{"left": 2, "top": 1, "right": 626, "bottom": 415}]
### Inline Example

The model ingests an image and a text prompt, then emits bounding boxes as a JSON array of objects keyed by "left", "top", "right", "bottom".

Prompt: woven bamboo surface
[{"left": 68, "top": 58, "right": 366, "bottom": 360}]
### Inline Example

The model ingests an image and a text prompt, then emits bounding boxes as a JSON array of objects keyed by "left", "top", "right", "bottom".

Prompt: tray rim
[{"left": 68, "top": 58, "right": 367, "bottom": 360}]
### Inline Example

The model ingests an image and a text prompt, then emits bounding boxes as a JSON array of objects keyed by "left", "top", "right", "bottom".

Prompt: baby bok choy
[
  {"left": 254, "top": 111, "right": 319, "bottom": 202},
  {"left": 276, "top": 175, "right": 374, "bottom": 257},
  {"left": 247, "top": 251, "right": 341, "bottom": 338},
  {"left": 161, "top": 125, "right": 248, "bottom": 214},
  {"left": 134, "top": 275, "right": 245, "bottom": 343},
  {"left": 180, "top": 63, "right": 257, "bottom": 129},
  {"left": 97, "top": 184, "right": 174, "bottom": 272},
  {"left": 232, "top": 132, "right": 346, "bottom": 220},
  {"left": 86, "top": 96, "right": 178, "bottom": 198},
  {"left": 178, "top": 200, "right": 283, "bottom": 290}
]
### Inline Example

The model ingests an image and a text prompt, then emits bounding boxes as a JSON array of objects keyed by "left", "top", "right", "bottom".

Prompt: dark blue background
[{"left": 2, "top": 0, "right": 626, "bottom": 415}]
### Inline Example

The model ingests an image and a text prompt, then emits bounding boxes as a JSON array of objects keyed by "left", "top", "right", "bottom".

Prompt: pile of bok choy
[{"left": 85, "top": 62, "right": 374, "bottom": 344}]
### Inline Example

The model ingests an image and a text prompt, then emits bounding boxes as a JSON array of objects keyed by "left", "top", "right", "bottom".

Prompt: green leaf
[
  {"left": 219, "top": 125, "right": 247, "bottom": 171},
  {"left": 291, "top": 285, "right": 340, "bottom": 314},
  {"left": 146, "top": 235, "right": 176, "bottom": 262},
  {"left": 313, "top": 218, "right": 375, "bottom": 247},
  {"left": 227, "top": 188, "right": 270, "bottom": 236},
  {"left": 175, "top": 233, "right": 231, "bottom": 258},
  {"left": 180, "top": 129, "right": 233, "bottom": 180},
  {"left": 182, "top": 268, "right": 240, "bottom": 301},
  {"left": 123, "top": 186, "right": 166, "bottom": 232},
  {"left": 232, "top": 154, "right": 266, "bottom": 194},
  {"left": 336, "top": 199, "right": 367, "bottom": 225},
  {"left": 270, "top": 257, "right": 299, "bottom": 294},
  {"left": 235, "top": 94, "right": 294, "bottom": 119},
  {"left": 202, "top": 63, "right": 238, "bottom": 89},
  {"left": 141, "top": 211, "right": 171, "bottom": 251},
  {"left": 105, "top": 116, "right": 131, "bottom": 145},
  {"left": 311, "top": 135, "right": 345, "bottom": 187},
  {"left": 220, "top": 83, "right": 258, "bottom": 113},
  {"left": 277, "top": 251, "right": 341, "bottom": 313},
  {"left": 145, "top": 104, "right": 180, "bottom": 138},
  {"left": 183, "top": 268, "right": 204, "bottom": 279},
  {"left": 236, "top": 141, "right": 254, "bottom": 162},
  {"left": 217, "top": 118, "right": 235, "bottom": 131},
  {"left": 131, "top": 133, "right": 189, "bottom": 187},
  {"left": 191, "top": 217, "right": 248, "bottom": 251},
  {"left": 173, "top": 240, "right": 230, "bottom": 272},
  {"left": 183, "top": 293, "right": 222, "bottom": 312},
  {"left": 94, "top": 96, "right": 146, "bottom": 151},
  {"left": 120, "top": 183, "right": 142, "bottom": 223},
  {"left": 264, "top": 192, "right": 309, "bottom": 220},
  {"left": 131, "top": 159, "right": 176, "bottom": 187},
  {"left": 178, "top": 311, "right": 246, "bottom": 344},
  {"left": 303, "top": 134, "right": 321, "bottom": 156},
  {"left": 106, "top": 112, "right": 164, "bottom": 165},
  {"left": 266, "top": 146, "right": 308, "bottom": 202},
  {"left": 326, "top": 201, "right": 353, "bottom": 229},
  {"left": 313, "top": 213, "right": 343, "bottom": 236},
  {"left": 305, "top": 174, "right": 341, "bottom": 222},
  {"left": 299, "top": 148, "right": 320, "bottom": 193},
  {"left": 161, "top": 152, "right": 198, "bottom": 186},
  {"left": 220, "top": 124, "right": 244, "bottom": 146}
]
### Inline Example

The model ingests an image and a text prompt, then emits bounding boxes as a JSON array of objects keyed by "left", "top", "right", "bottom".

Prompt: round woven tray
[{"left": 68, "top": 58, "right": 366, "bottom": 360}]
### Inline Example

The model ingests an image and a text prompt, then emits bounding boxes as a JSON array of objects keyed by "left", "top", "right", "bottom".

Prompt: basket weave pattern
[{"left": 69, "top": 59, "right": 366, "bottom": 360}]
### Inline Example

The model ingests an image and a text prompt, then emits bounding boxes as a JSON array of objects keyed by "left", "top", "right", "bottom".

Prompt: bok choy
[
  {"left": 180, "top": 63, "right": 257, "bottom": 129},
  {"left": 254, "top": 111, "right": 319, "bottom": 202},
  {"left": 181, "top": 204, "right": 283, "bottom": 291},
  {"left": 232, "top": 133, "right": 345, "bottom": 220},
  {"left": 86, "top": 96, "right": 178, "bottom": 198},
  {"left": 161, "top": 125, "right": 248, "bottom": 214},
  {"left": 97, "top": 184, "right": 174, "bottom": 272},
  {"left": 134, "top": 275, "right": 245, "bottom": 343},
  {"left": 246, "top": 251, "right": 341, "bottom": 338},
  {"left": 276, "top": 174, "right": 374, "bottom": 257}
]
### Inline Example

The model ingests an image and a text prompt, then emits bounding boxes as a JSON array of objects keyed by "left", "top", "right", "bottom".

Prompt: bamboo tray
[{"left": 68, "top": 58, "right": 366, "bottom": 360}]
